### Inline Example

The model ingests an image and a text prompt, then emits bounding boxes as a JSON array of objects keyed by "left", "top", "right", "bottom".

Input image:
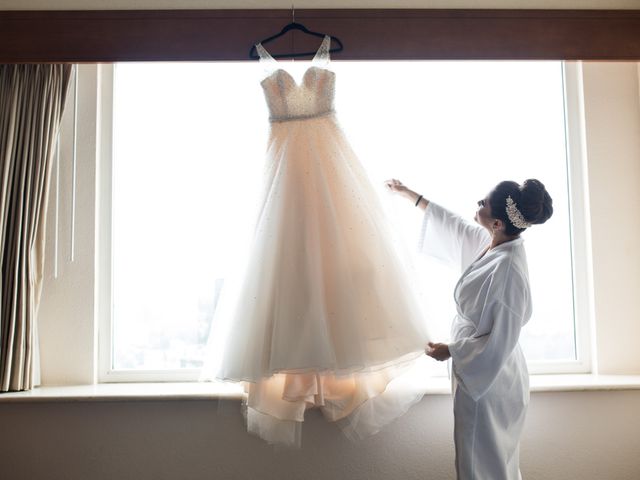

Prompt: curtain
[{"left": 0, "top": 64, "right": 73, "bottom": 392}]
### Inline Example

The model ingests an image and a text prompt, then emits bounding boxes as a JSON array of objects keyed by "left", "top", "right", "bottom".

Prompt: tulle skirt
[{"left": 201, "top": 113, "right": 431, "bottom": 446}]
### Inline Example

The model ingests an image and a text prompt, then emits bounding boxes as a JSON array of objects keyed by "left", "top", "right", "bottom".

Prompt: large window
[{"left": 101, "top": 60, "right": 585, "bottom": 381}]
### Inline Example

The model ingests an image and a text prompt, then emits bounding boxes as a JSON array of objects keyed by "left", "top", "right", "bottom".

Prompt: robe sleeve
[
  {"left": 448, "top": 279, "right": 528, "bottom": 401},
  {"left": 418, "top": 201, "right": 490, "bottom": 272}
]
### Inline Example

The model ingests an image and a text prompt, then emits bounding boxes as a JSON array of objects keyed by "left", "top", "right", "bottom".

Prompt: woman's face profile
[{"left": 474, "top": 192, "right": 493, "bottom": 230}]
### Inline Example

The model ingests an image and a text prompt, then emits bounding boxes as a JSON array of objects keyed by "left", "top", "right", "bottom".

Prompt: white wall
[
  {"left": 37, "top": 66, "right": 101, "bottom": 386},
  {"left": 1, "top": 0, "right": 640, "bottom": 10},
  {"left": 1, "top": 390, "right": 640, "bottom": 480},
  {"left": 581, "top": 62, "right": 640, "bottom": 374}
]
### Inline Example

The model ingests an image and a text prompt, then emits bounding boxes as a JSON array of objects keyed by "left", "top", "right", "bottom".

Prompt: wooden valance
[{"left": 1, "top": 9, "right": 640, "bottom": 62}]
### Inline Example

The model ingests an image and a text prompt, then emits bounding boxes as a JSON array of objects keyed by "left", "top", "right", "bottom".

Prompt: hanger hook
[{"left": 292, "top": 4, "right": 295, "bottom": 23}]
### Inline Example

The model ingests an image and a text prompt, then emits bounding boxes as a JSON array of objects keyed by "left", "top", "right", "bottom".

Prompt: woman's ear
[{"left": 492, "top": 219, "right": 503, "bottom": 232}]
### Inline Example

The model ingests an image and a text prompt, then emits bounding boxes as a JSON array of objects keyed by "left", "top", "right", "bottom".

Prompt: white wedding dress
[{"left": 201, "top": 35, "right": 431, "bottom": 446}]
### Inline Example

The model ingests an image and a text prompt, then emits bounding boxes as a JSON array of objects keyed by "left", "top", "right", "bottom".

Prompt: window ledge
[
  {"left": 0, "top": 381, "right": 244, "bottom": 403},
  {"left": 1, "top": 374, "right": 639, "bottom": 403},
  {"left": 529, "top": 374, "right": 640, "bottom": 392}
]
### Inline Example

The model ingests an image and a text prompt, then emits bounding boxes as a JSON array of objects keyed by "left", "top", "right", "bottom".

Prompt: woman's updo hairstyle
[{"left": 488, "top": 179, "right": 553, "bottom": 236}]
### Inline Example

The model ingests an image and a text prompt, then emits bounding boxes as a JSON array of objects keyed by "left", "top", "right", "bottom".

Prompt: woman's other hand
[{"left": 426, "top": 342, "right": 451, "bottom": 361}]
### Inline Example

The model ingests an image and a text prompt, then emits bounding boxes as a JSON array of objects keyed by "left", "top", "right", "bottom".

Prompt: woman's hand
[
  {"left": 385, "top": 178, "right": 411, "bottom": 197},
  {"left": 384, "top": 178, "right": 426, "bottom": 207},
  {"left": 426, "top": 342, "right": 451, "bottom": 362}
]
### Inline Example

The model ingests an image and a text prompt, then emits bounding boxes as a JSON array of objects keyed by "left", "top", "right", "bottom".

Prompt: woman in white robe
[{"left": 386, "top": 178, "right": 553, "bottom": 480}]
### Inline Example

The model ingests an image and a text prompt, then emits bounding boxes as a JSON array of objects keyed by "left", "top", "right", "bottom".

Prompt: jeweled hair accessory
[{"left": 505, "top": 196, "right": 531, "bottom": 229}]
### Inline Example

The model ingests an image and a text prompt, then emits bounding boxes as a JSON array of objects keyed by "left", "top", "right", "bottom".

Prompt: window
[{"left": 98, "top": 60, "right": 588, "bottom": 382}]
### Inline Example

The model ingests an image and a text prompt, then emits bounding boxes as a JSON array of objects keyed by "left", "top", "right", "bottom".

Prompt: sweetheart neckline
[{"left": 261, "top": 66, "right": 334, "bottom": 88}]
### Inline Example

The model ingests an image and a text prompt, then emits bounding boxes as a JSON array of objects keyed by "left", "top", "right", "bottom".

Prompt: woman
[{"left": 385, "top": 178, "right": 553, "bottom": 480}]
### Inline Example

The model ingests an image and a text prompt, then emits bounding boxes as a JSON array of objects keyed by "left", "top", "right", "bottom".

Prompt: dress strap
[
  {"left": 256, "top": 43, "right": 279, "bottom": 77},
  {"left": 312, "top": 35, "right": 331, "bottom": 67},
  {"left": 256, "top": 43, "right": 275, "bottom": 61}
]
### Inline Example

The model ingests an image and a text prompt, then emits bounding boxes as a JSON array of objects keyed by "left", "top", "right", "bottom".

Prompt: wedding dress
[{"left": 201, "top": 35, "right": 431, "bottom": 446}]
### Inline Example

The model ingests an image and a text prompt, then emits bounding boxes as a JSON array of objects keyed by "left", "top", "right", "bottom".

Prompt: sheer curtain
[{"left": 0, "top": 64, "right": 73, "bottom": 392}]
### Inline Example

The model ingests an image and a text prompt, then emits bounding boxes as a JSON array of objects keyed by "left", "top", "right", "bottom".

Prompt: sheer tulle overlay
[{"left": 201, "top": 36, "right": 431, "bottom": 446}]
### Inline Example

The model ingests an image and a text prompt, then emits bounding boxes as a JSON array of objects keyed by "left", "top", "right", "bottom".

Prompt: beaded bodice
[{"left": 257, "top": 35, "right": 336, "bottom": 122}]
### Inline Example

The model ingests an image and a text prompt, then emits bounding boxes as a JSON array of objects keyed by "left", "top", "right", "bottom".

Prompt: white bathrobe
[{"left": 420, "top": 201, "right": 531, "bottom": 480}]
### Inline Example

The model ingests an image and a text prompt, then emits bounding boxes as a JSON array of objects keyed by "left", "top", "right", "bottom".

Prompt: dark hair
[{"left": 488, "top": 179, "right": 553, "bottom": 236}]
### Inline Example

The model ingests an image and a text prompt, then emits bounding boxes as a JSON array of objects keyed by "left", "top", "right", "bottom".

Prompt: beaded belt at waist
[{"left": 269, "top": 109, "right": 335, "bottom": 123}]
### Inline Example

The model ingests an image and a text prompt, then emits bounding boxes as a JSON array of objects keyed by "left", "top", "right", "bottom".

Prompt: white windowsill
[
  {"left": 0, "top": 381, "right": 245, "bottom": 403},
  {"left": 1, "top": 374, "right": 640, "bottom": 403}
]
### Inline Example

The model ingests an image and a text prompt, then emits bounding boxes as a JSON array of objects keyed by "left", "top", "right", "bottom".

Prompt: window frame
[{"left": 92, "top": 60, "right": 592, "bottom": 382}]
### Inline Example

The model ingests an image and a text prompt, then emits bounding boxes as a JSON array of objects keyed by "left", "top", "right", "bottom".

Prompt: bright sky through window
[{"left": 111, "top": 61, "right": 573, "bottom": 371}]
